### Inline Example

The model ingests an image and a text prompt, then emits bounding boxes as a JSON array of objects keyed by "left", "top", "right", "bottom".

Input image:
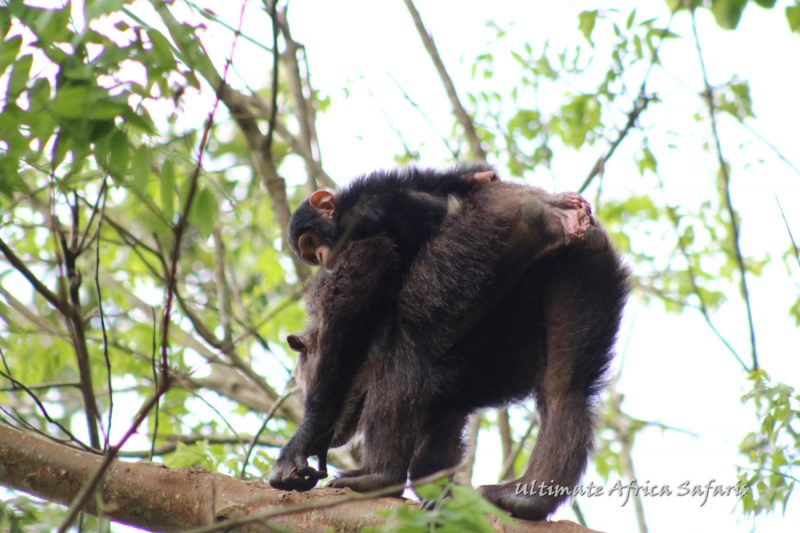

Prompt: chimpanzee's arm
[{"left": 270, "top": 236, "right": 400, "bottom": 491}]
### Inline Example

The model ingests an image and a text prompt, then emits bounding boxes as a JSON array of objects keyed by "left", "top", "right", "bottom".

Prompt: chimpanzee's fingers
[{"left": 296, "top": 465, "right": 327, "bottom": 480}]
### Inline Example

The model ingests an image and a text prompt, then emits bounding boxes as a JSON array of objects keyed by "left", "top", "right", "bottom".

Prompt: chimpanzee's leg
[
  {"left": 478, "top": 232, "right": 629, "bottom": 520},
  {"left": 327, "top": 340, "right": 426, "bottom": 494},
  {"left": 408, "top": 409, "right": 469, "bottom": 481}
]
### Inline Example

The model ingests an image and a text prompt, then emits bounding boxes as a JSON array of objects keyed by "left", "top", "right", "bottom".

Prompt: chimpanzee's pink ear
[{"left": 309, "top": 190, "right": 335, "bottom": 217}]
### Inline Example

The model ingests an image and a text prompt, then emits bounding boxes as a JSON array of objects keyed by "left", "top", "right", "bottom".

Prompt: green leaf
[
  {"left": 147, "top": 29, "right": 178, "bottom": 71},
  {"left": 753, "top": 0, "right": 777, "bottom": 8},
  {"left": 578, "top": 10, "right": 598, "bottom": 45},
  {"left": 787, "top": 4, "right": 800, "bottom": 33},
  {"left": 109, "top": 130, "right": 130, "bottom": 178},
  {"left": 626, "top": 9, "right": 637, "bottom": 30},
  {"left": 637, "top": 146, "right": 658, "bottom": 176},
  {"left": 86, "top": 0, "right": 127, "bottom": 21},
  {"left": 29, "top": 5, "right": 71, "bottom": 44},
  {"left": 0, "top": 156, "right": 24, "bottom": 196},
  {"left": 6, "top": 54, "right": 32, "bottom": 99},
  {"left": 711, "top": 0, "right": 748, "bottom": 30},
  {"left": 131, "top": 145, "right": 150, "bottom": 193},
  {"left": 0, "top": 36, "right": 22, "bottom": 75},
  {"left": 162, "top": 441, "right": 216, "bottom": 470},
  {"left": 667, "top": 0, "right": 702, "bottom": 10},
  {"left": 52, "top": 86, "right": 92, "bottom": 118},
  {"left": 161, "top": 159, "right": 176, "bottom": 222},
  {"left": 51, "top": 132, "right": 70, "bottom": 169},
  {"left": 122, "top": 108, "right": 156, "bottom": 134},
  {"left": 188, "top": 188, "right": 218, "bottom": 239}
]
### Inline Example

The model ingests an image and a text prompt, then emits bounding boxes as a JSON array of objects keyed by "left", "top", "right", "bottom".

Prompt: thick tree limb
[{"left": 0, "top": 425, "right": 594, "bottom": 532}]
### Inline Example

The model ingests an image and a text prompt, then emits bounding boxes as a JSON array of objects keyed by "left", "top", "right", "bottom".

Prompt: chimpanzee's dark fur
[
  {"left": 272, "top": 177, "right": 629, "bottom": 521},
  {"left": 288, "top": 164, "right": 493, "bottom": 263}
]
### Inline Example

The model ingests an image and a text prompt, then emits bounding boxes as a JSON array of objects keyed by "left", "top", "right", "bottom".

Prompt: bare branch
[
  {"left": 607, "top": 386, "right": 649, "bottom": 533},
  {"left": 654, "top": 173, "right": 748, "bottom": 371},
  {"left": 777, "top": 199, "right": 800, "bottom": 268},
  {"left": 0, "top": 368, "right": 90, "bottom": 450},
  {"left": 578, "top": 93, "right": 650, "bottom": 194},
  {"left": 273, "top": 2, "right": 329, "bottom": 190},
  {"left": 403, "top": 0, "right": 486, "bottom": 160},
  {"left": 497, "top": 408, "right": 513, "bottom": 481},
  {"left": 241, "top": 387, "right": 295, "bottom": 478},
  {"left": 691, "top": 10, "right": 758, "bottom": 370},
  {"left": 0, "top": 237, "right": 73, "bottom": 318}
]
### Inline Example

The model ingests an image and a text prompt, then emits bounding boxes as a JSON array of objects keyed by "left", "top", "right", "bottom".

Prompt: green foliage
[
  {"left": 0, "top": 5, "right": 301, "bottom": 524},
  {"left": 363, "top": 482, "right": 513, "bottom": 533},
  {"left": 163, "top": 441, "right": 218, "bottom": 470},
  {"left": 578, "top": 10, "right": 599, "bottom": 45},
  {"left": 711, "top": 0, "right": 749, "bottom": 29},
  {"left": 718, "top": 80, "right": 754, "bottom": 120},
  {"left": 666, "top": 0, "right": 799, "bottom": 32},
  {"left": 787, "top": 3, "right": 800, "bottom": 32},
  {"left": 738, "top": 371, "right": 800, "bottom": 515}
]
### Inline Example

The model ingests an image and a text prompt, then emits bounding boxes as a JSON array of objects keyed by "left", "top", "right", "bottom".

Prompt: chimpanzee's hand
[{"left": 269, "top": 449, "right": 327, "bottom": 491}]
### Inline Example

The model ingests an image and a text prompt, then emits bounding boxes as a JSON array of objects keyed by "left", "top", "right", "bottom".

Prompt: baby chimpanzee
[
  {"left": 288, "top": 164, "right": 590, "bottom": 270},
  {"left": 288, "top": 164, "right": 502, "bottom": 267}
]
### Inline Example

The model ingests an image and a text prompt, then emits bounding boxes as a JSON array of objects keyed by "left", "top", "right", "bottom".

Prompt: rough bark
[{"left": 0, "top": 425, "right": 600, "bottom": 532}]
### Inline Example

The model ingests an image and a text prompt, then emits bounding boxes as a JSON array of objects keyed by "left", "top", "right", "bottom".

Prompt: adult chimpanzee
[{"left": 271, "top": 168, "right": 628, "bottom": 521}]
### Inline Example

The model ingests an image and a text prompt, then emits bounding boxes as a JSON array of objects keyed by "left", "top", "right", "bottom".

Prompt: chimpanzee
[
  {"left": 271, "top": 170, "right": 628, "bottom": 521},
  {"left": 288, "top": 164, "right": 507, "bottom": 267}
]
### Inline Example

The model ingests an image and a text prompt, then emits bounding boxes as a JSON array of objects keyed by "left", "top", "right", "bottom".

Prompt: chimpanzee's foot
[
  {"left": 517, "top": 191, "right": 593, "bottom": 260},
  {"left": 327, "top": 472, "right": 404, "bottom": 495},
  {"left": 473, "top": 170, "right": 501, "bottom": 183},
  {"left": 478, "top": 481, "right": 558, "bottom": 521},
  {"left": 547, "top": 192, "right": 593, "bottom": 245}
]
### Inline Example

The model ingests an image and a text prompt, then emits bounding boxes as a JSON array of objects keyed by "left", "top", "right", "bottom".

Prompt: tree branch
[
  {"left": 578, "top": 92, "right": 650, "bottom": 194},
  {"left": 403, "top": 0, "right": 486, "bottom": 160},
  {"left": 691, "top": 10, "right": 758, "bottom": 370},
  {"left": 1, "top": 425, "right": 594, "bottom": 532},
  {"left": 0, "top": 237, "right": 73, "bottom": 318}
]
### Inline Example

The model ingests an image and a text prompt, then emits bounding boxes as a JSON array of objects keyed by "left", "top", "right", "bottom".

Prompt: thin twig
[
  {"left": 240, "top": 387, "right": 294, "bottom": 478},
  {"left": 149, "top": 308, "right": 159, "bottom": 461},
  {"left": 0, "top": 381, "right": 81, "bottom": 392},
  {"left": 92, "top": 179, "right": 113, "bottom": 450},
  {"left": 62, "top": 191, "right": 102, "bottom": 449},
  {"left": 0, "top": 368, "right": 91, "bottom": 450},
  {"left": 403, "top": 0, "right": 485, "bottom": 160},
  {"left": 654, "top": 173, "right": 747, "bottom": 371},
  {"left": 387, "top": 73, "right": 458, "bottom": 158},
  {"left": 264, "top": 0, "right": 279, "bottom": 155},
  {"left": 0, "top": 237, "right": 73, "bottom": 317},
  {"left": 499, "top": 414, "right": 538, "bottom": 481},
  {"left": 691, "top": 10, "right": 758, "bottom": 370},
  {"left": 776, "top": 199, "right": 799, "bottom": 268},
  {"left": 579, "top": 93, "right": 650, "bottom": 194},
  {"left": 212, "top": 228, "right": 234, "bottom": 348}
]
